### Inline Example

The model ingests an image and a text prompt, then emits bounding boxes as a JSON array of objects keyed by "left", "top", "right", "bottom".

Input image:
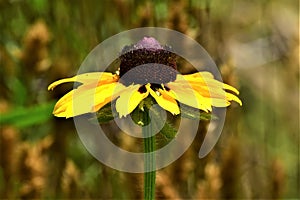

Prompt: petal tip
[{"left": 47, "top": 83, "right": 55, "bottom": 91}]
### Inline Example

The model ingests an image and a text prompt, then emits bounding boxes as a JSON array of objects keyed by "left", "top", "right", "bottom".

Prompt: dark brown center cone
[{"left": 119, "top": 37, "right": 178, "bottom": 86}]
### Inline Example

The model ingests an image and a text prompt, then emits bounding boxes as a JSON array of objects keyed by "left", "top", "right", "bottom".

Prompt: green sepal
[
  {"left": 179, "top": 104, "right": 216, "bottom": 121},
  {"left": 158, "top": 120, "right": 178, "bottom": 141},
  {"left": 131, "top": 97, "right": 178, "bottom": 140},
  {"left": 131, "top": 105, "right": 148, "bottom": 126},
  {"left": 94, "top": 103, "right": 116, "bottom": 123},
  {"left": 131, "top": 96, "right": 154, "bottom": 126}
]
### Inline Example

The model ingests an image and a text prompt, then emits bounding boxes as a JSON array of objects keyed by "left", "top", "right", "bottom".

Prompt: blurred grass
[{"left": 0, "top": 0, "right": 299, "bottom": 199}]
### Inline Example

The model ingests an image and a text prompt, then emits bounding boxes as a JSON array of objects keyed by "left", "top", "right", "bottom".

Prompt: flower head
[{"left": 48, "top": 37, "right": 242, "bottom": 118}]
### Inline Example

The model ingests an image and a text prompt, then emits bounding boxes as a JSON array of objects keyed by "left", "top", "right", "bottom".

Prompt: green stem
[{"left": 143, "top": 112, "right": 156, "bottom": 200}]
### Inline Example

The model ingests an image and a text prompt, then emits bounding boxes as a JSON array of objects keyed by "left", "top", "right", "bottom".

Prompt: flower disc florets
[{"left": 119, "top": 37, "right": 178, "bottom": 86}]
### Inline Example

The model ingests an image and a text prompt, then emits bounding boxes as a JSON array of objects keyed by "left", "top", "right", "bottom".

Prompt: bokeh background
[{"left": 0, "top": 0, "right": 299, "bottom": 199}]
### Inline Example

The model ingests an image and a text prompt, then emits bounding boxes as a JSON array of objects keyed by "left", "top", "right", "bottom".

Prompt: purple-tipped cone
[
  {"left": 134, "top": 37, "right": 163, "bottom": 50},
  {"left": 119, "top": 37, "right": 178, "bottom": 86}
]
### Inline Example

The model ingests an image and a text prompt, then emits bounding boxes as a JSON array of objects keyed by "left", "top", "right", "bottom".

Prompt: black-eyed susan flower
[{"left": 48, "top": 37, "right": 242, "bottom": 119}]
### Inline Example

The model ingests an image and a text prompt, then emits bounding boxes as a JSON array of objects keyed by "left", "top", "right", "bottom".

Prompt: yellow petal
[
  {"left": 223, "top": 83, "right": 239, "bottom": 95},
  {"left": 167, "top": 81, "right": 212, "bottom": 112},
  {"left": 182, "top": 71, "right": 214, "bottom": 80},
  {"left": 189, "top": 73, "right": 241, "bottom": 106},
  {"left": 189, "top": 83, "right": 226, "bottom": 99},
  {"left": 182, "top": 72, "right": 240, "bottom": 95},
  {"left": 48, "top": 72, "right": 118, "bottom": 90},
  {"left": 186, "top": 82, "right": 229, "bottom": 107},
  {"left": 172, "top": 72, "right": 242, "bottom": 109},
  {"left": 53, "top": 82, "right": 118, "bottom": 118},
  {"left": 147, "top": 85, "right": 180, "bottom": 115},
  {"left": 92, "top": 82, "right": 126, "bottom": 111},
  {"left": 226, "top": 93, "right": 242, "bottom": 106},
  {"left": 115, "top": 84, "right": 149, "bottom": 118}
]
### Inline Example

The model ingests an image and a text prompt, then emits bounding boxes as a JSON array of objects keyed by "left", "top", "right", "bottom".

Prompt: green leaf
[{"left": 0, "top": 101, "right": 55, "bottom": 128}]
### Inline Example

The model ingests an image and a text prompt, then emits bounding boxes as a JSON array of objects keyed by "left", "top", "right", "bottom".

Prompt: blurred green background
[{"left": 0, "top": 0, "right": 299, "bottom": 199}]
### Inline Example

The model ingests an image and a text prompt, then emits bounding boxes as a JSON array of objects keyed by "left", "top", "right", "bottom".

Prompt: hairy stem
[{"left": 143, "top": 111, "right": 156, "bottom": 200}]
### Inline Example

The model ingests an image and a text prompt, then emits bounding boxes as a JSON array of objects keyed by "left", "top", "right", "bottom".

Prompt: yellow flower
[{"left": 48, "top": 37, "right": 242, "bottom": 119}]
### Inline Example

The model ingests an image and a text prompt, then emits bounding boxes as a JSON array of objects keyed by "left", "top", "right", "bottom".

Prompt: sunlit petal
[
  {"left": 226, "top": 92, "right": 242, "bottom": 106},
  {"left": 223, "top": 83, "right": 239, "bottom": 95},
  {"left": 53, "top": 82, "right": 119, "bottom": 118},
  {"left": 167, "top": 71, "right": 242, "bottom": 111},
  {"left": 167, "top": 81, "right": 212, "bottom": 112},
  {"left": 181, "top": 72, "right": 240, "bottom": 94},
  {"left": 48, "top": 72, "right": 118, "bottom": 90}
]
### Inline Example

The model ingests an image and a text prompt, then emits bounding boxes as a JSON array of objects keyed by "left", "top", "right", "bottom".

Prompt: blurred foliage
[{"left": 0, "top": 0, "right": 299, "bottom": 199}]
